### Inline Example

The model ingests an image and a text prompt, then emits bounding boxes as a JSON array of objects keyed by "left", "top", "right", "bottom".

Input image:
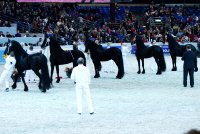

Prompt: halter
[{"left": 69, "top": 50, "right": 74, "bottom": 60}]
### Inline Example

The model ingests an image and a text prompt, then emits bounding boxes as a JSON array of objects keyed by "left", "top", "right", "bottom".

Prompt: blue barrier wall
[{"left": 0, "top": 48, "right": 5, "bottom": 64}]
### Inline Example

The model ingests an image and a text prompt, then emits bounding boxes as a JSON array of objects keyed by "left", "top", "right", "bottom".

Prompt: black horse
[
  {"left": 4, "top": 40, "right": 50, "bottom": 92},
  {"left": 167, "top": 34, "right": 198, "bottom": 71},
  {"left": 84, "top": 39, "right": 124, "bottom": 79},
  {"left": 134, "top": 35, "right": 166, "bottom": 74},
  {"left": 41, "top": 35, "right": 86, "bottom": 83}
]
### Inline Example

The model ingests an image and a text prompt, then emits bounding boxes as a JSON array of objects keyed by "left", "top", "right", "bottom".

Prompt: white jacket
[
  {"left": 71, "top": 64, "right": 91, "bottom": 85},
  {"left": 121, "top": 45, "right": 130, "bottom": 56},
  {"left": 4, "top": 56, "right": 16, "bottom": 71}
]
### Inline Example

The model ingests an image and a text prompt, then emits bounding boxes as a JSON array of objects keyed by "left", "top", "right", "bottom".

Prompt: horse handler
[
  {"left": 181, "top": 45, "right": 197, "bottom": 87},
  {"left": 0, "top": 51, "right": 16, "bottom": 92},
  {"left": 71, "top": 57, "right": 94, "bottom": 115}
]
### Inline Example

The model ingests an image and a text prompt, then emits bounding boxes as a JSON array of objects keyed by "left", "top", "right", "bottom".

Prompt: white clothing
[
  {"left": 104, "top": 46, "right": 115, "bottom": 73},
  {"left": 149, "top": 43, "right": 157, "bottom": 72},
  {"left": 0, "top": 56, "right": 16, "bottom": 89},
  {"left": 71, "top": 64, "right": 93, "bottom": 114},
  {"left": 25, "top": 48, "right": 37, "bottom": 82},
  {"left": 121, "top": 45, "right": 130, "bottom": 72}
]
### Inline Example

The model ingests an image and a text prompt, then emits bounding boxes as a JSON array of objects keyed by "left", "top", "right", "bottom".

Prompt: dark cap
[{"left": 77, "top": 57, "right": 84, "bottom": 64}]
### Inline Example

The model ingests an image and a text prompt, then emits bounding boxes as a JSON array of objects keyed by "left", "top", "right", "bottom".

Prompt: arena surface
[{"left": 0, "top": 54, "right": 200, "bottom": 134}]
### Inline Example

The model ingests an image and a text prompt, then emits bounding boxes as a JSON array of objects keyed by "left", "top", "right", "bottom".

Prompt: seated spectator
[
  {"left": 4, "top": 21, "right": 11, "bottom": 27},
  {"left": 36, "top": 38, "right": 43, "bottom": 46},
  {"left": 24, "top": 31, "right": 30, "bottom": 37},
  {"left": 0, "top": 31, "right": 5, "bottom": 37},
  {"left": 6, "top": 32, "right": 12, "bottom": 38},
  {"left": 0, "top": 19, "right": 4, "bottom": 27},
  {"left": 15, "top": 30, "right": 22, "bottom": 37}
]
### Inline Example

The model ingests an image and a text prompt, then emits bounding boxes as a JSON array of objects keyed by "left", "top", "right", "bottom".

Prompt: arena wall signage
[{"left": 17, "top": 0, "right": 110, "bottom": 3}]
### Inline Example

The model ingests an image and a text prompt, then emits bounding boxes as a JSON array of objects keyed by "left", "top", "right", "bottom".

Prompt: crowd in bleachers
[{"left": 1, "top": 0, "right": 200, "bottom": 45}]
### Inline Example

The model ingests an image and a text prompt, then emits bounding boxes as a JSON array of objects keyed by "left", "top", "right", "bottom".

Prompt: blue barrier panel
[
  {"left": 0, "top": 49, "right": 5, "bottom": 64},
  {"left": 131, "top": 45, "right": 170, "bottom": 54}
]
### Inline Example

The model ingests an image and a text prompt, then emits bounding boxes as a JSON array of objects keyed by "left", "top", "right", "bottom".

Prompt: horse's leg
[
  {"left": 21, "top": 74, "right": 28, "bottom": 91},
  {"left": 155, "top": 57, "right": 161, "bottom": 75},
  {"left": 136, "top": 57, "right": 141, "bottom": 74},
  {"left": 93, "top": 60, "right": 100, "bottom": 78},
  {"left": 55, "top": 65, "right": 60, "bottom": 83},
  {"left": 33, "top": 69, "right": 43, "bottom": 90},
  {"left": 141, "top": 58, "right": 145, "bottom": 74},
  {"left": 171, "top": 55, "right": 177, "bottom": 71},
  {"left": 112, "top": 55, "right": 124, "bottom": 79}
]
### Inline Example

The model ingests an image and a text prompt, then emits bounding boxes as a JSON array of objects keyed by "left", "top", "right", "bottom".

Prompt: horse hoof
[
  {"left": 41, "top": 90, "right": 46, "bottom": 93},
  {"left": 94, "top": 75, "right": 100, "bottom": 78},
  {"left": 116, "top": 76, "right": 122, "bottom": 79},
  {"left": 142, "top": 71, "right": 145, "bottom": 74},
  {"left": 24, "top": 89, "right": 28, "bottom": 92},
  {"left": 156, "top": 72, "right": 161, "bottom": 75},
  {"left": 137, "top": 71, "right": 141, "bottom": 74},
  {"left": 12, "top": 85, "right": 16, "bottom": 89},
  {"left": 172, "top": 68, "right": 177, "bottom": 71},
  {"left": 56, "top": 79, "right": 60, "bottom": 83}
]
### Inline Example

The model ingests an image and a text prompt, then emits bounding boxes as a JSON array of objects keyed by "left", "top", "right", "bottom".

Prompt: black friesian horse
[
  {"left": 4, "top": 40, "right": 50, "bottom": 92},
  {"left": 134, "top": 35, "right": 166, "bottom": 74},
  {"left": 41, "top": 35, "right": 86, "bottom": 83},
  {"left": 84, "top": 39, "right": 124, "bottom": 79},
  {"left": 167, "top": 34, "right": 198, "bottom": 71}
]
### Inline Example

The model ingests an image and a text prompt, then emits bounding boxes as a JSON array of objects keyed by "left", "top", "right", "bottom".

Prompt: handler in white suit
[
  {"left": 121, "top": 43, "right": 130, "bottom": 72},
  {"left": 25, "top": 45, "right": 36, "bottom": 83},
  {"left": 71, "top": 57, "right": 94, "bottom": 115},
  {"left": 0, "top": 52, "right": 16, "bottom": 91}
]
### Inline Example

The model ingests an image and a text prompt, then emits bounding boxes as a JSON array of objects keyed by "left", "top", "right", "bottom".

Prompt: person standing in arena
[
  {"left": 121, "top": 42, "right": 130, "bottom": 73},
  {"left": 71, "top": 57, "right": 94, "bottom": 115},
  {"left": 0, "top": 51, "right": 16, "bottom": 92},
  {"left": 25, "top": 45, "right": 36, "bottom": 83},
  {"left": 181, "top": 45, "right": 197, "bottom": 88}
]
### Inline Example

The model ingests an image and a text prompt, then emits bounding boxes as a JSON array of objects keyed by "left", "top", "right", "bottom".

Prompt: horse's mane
[
  {"left": 47, "top": 36, "right": 64, "bottom": 54},
  {"left": 85, "top": 39, "right": 103, "bottom": 51},
  {"left": 11, "top": 40, "right": 27, "bottom": 56},
  {"left": 167, "top": 34, "right": 180, "bottom": 48},
  {"left": 136, "top": 35, "right": 146, "bottom": 49}
]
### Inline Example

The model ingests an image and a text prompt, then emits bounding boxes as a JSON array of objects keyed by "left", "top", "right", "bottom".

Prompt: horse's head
[
  {"left": 135, "top": 35, "right": 145, "bottom": 48},
  {"left": 4, "top": 40, "right": 26, "bottom": 58},
  {"left": 84, "top": 39, "right": 94, "bottom": 53}
]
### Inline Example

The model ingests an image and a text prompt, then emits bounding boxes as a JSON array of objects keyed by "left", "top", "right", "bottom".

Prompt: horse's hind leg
[
  {"left": 33, "top": 69, "right": 43, "bottom": 91},
  {"left": 171, "top": 56, "right": 177, "bottom": 71},
  {"left": 155, "top": 58, "right": 161, "bottom": 75},
  {"left": 113, "top": 58, "right": 124, "bottom": 79},
  {"left": 141, "top": 59, "right": 145, "bottom": 74},
  {"left": 93, "top": 60, "right": 100, "bottom": 78},
  {"left": 136, "top": 57, "right": 141, "bottom": 74},
  {"left": 55, "top": 65, "right": 60, "bottom": 83}
]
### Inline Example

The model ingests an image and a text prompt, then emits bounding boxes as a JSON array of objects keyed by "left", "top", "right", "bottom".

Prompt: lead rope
[{"left": 69, "top": 50, "right": 74, "bottom": 61}]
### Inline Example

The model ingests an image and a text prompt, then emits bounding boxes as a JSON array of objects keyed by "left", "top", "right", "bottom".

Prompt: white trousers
[
  {"left": 123, "top": 55, "right": 127, "bottom": 72},
  {"left": 0, "top": 70, "right": 12, "bottom": 89},
  {"left": 75, "top": 84, "right": 94, "bottom": 113},
  {"left": 25, "top": 70, "right": 35, "bottom": 82}
]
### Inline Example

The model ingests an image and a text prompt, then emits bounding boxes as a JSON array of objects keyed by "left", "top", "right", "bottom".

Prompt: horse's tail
[
  {"left": 159, "top": 49, "right": 166, "bottom": 72},
  {"left": 41, "top": 54, "right": 51, "bottom": 90}
]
